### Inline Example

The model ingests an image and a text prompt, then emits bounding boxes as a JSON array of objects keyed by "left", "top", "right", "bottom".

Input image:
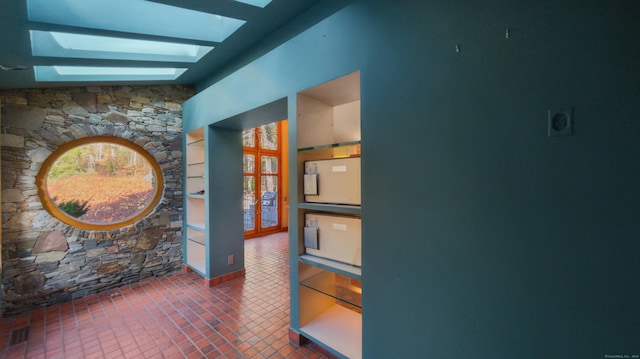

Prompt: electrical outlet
[
  {"left": 228, "top": 255, "right": 234, "bottom": 265},
  {"left": 548, "top": 107, "right": 573, "bottom": 137}
]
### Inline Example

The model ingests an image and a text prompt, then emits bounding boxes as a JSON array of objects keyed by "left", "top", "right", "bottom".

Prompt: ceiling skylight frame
[
  {"left": 27, "top": 0, "right": 246, "bottom": 43},
  {"left": 233, "top": 0, "right": 273, "bottom": 8},
  {"left": 30, "top": 30, "right": 214, "bottom": 63},
  {"left": 29, "top": 30, "right": 213, "bottom": 63},
  {"left": 34, "top": 66, "right": 188, "bottom": 82},
  {"left": 25, "top": 0, "right": 281, "bottom": 83}
]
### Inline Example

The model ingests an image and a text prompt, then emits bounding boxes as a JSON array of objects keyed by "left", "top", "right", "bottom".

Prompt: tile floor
[{"left": 0, "top": 232, "right": 330, "bottom": 359}]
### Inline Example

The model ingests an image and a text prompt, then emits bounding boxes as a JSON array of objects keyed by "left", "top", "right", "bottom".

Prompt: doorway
[{"left": 243, "top": 122, "right": 285, "bottom": 239}]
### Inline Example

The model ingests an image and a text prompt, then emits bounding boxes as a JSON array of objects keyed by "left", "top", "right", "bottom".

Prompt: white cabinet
[
  {"left": 304, "top": 157, "right": 361, "bottom": 206},
  {"left": 304, "top": 213, "right": 361, "bottom": 266}
]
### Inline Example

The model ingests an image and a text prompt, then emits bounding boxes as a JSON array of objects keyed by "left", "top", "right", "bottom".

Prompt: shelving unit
[
  {"left": 185, "top": 128, "right": 206, "bottom": 274},
  {"left": 292, "top": 71, "right": 362, "bottom": 358},
  {"left": 299, "top": 265, "right": 362, "bottom": 359}
]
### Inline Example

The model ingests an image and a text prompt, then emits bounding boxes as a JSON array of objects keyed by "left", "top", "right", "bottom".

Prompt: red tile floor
[{"left": 0, "top": 232, "right": 330, "bottom": 359}]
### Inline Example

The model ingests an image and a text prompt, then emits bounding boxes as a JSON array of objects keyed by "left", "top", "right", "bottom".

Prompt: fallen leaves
[{"left": 47, "top": 175, "right": 155, "bottom": 223}]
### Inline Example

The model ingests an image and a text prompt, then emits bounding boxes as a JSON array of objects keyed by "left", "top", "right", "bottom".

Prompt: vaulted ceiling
[{"left": 0, "top": 0, "right": 324, "bottom": 90}]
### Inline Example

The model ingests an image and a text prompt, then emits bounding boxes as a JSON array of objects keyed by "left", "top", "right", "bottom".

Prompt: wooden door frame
[{"left": 243, "top": 122, "right": 282, "bottom": 239}]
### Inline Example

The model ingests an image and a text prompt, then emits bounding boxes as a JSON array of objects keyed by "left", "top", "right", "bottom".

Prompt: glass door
[{"left": 243, "top": 122, "right": 281, "bottom": 238}]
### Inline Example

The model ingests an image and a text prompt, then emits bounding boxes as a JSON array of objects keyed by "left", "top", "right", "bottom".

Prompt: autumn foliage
[{"left": 47, "top": 175, "right": 154, "bottom": 223}]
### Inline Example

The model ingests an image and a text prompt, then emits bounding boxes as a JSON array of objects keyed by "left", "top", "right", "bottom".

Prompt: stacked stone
[{"left": 0, "top": 85, "right": 194, "bottom": 316}]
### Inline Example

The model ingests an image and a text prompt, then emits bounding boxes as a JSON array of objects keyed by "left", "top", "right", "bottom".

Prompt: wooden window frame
[{"left": 35, "top": 136, "right": 164, "bottom": 230}]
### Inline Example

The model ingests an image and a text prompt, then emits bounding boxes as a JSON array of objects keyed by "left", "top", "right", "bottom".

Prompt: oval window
[{"left": 36, "top": 136, "right": 164, "bottom": 230}]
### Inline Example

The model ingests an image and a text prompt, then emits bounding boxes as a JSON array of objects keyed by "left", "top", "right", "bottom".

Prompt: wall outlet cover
[{"left": 548, "top": 107, "right": 573, "bottom": 137}]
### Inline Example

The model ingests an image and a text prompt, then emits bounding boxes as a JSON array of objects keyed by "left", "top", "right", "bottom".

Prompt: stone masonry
[{"left": 0, "top": 85, "right": 195, "bottom": 316}]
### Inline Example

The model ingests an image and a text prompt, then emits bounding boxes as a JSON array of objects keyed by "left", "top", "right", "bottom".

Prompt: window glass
[
  {"left": 260, "top": 156, "right": 278, "bottom": 174},
  {"left": 243, "top": 176, "right": 256, "bottom": 231},
  {"left": 244, "top": 154, "right": 255, "bottom": 173},
  {"left": 260, "top": 176, "right": 278, "bottom": 228},
  {"left": 259, "top": 123, "right": 277, "bottom": 150},
  {"left": 242, "top": 129, "right": 255, "bottom": 148}
]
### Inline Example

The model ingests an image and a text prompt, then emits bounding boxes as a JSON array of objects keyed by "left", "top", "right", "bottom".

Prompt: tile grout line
[
  {"left": 153, "top": 273, "right": 233, "bottom": 358},
  {"left": 0, "top": 233, "right": 329, "bottom": 359},
  {"left": 141, "top": 276, "right": 201, "bottom": 357}
]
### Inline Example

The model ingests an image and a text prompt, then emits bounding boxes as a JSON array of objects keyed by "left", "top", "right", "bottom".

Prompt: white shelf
[
  {"left": 186, "top": 196, "right": 205, "bottom": 227},
  {"left": 185, "top": 127, "right": 207, "bottom": 276},
  {"left": 186, "top": 177, "right": 205, "bottom": 194},
  {"left": 187, "top": 258, "right": 206, "bottom": 274},
  {"left": 188, "top": 234, "right": 205, "bottom": 246},
  {"left": 186, "top": 238, "right": 206, "bottom": 274},
  {"left": 297, "top": 72, "right": 361, "bottom": 150},
  {"left": 298, "top": 202, "right": 361, "bottom": 215},
  {"left": 298, "top": 140, "right": 361, "bottom": 153},
  {"left": 187, "top": 138, "right": 204, "bottom": 146},
  {"left": 300, "top": 254, "right": 361, "bottom": 279},
  {"left": 186, "top": 222, "right": 205, "bottom": 231},
  {"left": 301, "top": 304, "right": 362, "bottom": 359}
]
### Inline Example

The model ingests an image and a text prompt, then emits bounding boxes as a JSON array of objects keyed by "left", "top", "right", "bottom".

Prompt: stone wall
[{"left": 0, "top": 85, "right": 194, "bottom": 316}]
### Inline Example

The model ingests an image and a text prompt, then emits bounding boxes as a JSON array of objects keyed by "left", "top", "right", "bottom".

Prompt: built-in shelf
[
  {"left": 187, "top": 240, "right": 206, "bottom": 274},
  {"left": 188, "top": 235, "right": 205, "bottom": 246},
  {"left": 188, "top": 138, "right": 204, "bottom": 146},
  {"left": 297, "top": 144, "right": 360, "bottom": 162},
  {"left": 186, "top": 225, "right": 205, "bottom": 274},
  {"left": 185, "top": 127, "right": 207, "bottom": 277},
  {"left": 298, "top": 140, "right": 360, "bottom": 152},
  {"left": 300, "top": 270, "right": 362, "bottom": 308},
  {"left": 299, "top": 295, "right": 362, "bottom": 359},
  {"left": 186, "top": 195, "right": 205, "bottom": 230},
  {"left": 294, "top": 71, "right": 362, "bottom": 358},
  {"left": 297, "top": 202, "right": 361, "bottom": 215},
  {"left": 187, "top": 222, "right": 205, "bottom": 231},
  {"left": 300, "top": 254, "right": 361, "bottom": 279}
]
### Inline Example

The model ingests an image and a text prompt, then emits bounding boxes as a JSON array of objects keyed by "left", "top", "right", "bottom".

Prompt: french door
[{"left": 243, "top": 122, "right": 281, "bottom": 238}]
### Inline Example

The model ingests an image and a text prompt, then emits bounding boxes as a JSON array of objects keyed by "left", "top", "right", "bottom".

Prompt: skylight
[
  {"left": 34, "top": 66, "right": 187, "bottom": 82},
  {"left": 27, "top": 0, "right": 246, "bottom": 43},
  {"left": 30, "top": 31, "right": 214, "bottom": 63},
  {"left": 234, "top": 0, "right": 273, "bottom": 8}
]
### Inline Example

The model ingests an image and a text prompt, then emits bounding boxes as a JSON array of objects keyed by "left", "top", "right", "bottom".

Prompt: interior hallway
[{"left": 0, "top": 232, "right": 328, "bottom": 359}]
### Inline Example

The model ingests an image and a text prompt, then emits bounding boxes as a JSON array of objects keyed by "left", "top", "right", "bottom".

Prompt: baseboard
[{"left": 203, "top": 268, "right": 246, "bottom": 287}]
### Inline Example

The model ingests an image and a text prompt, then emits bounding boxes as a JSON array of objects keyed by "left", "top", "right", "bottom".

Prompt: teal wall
[
  {"left": 183, "top": 0, "right": 640, "bottom": 357},
  {"left": 207, "top": 126, "right": 245, "bottom": 277}
]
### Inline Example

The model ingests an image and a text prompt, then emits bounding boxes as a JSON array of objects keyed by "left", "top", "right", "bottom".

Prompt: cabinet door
[
  {"left": 305, "top": 214, "right": 361, "bottom": 266},
  {"left": 304, "top": 157, "right": 361, "bottom": 205}
]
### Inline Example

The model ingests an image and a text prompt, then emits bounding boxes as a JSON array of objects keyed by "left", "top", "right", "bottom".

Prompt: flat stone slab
[{"left": 33, "top": 231, "right": 69, "bottom": 253}]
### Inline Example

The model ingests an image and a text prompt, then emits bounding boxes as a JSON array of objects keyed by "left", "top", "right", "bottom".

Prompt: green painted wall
[{"left": 183, "top": 0, "right": 640, "bottom": 357}]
